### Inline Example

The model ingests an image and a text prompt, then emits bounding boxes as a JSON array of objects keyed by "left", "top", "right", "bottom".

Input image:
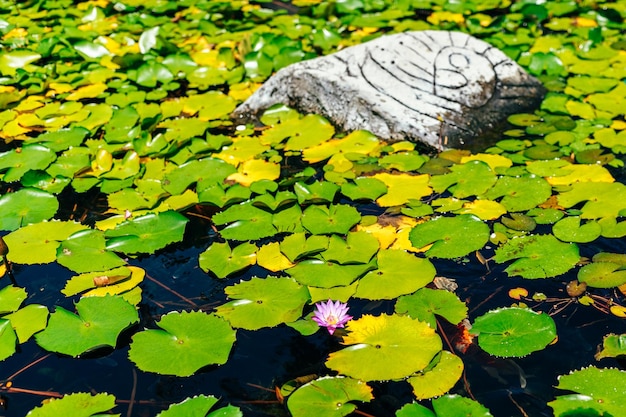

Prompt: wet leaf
[
  {"left": 430, "top": 161, "right": 496, "bottom": 198},
  {"left": 287, "top": 376, "right": 373, "bottom": 417},
  {"left": 105, "top": 211, "right": 188, "bottom": 254},
  {"left": 199, "top": 242, "right": 257, "bottom": 279},
  {"left": 409, "top": 215, "right": 490, "bottom": 259},
  {"left": 156, "top": 395, "right": 240, "bottom": 417},
  {"left": 484, "top": 175, "right": 552, "bottom": 212},
  {"left": 395, "top": 288, "right": 468, "bottom": 328},
  {"left": 302, "top": 204, "right": 361, "bottom": 235},
  {"left": 25, "top": 393, "right": 116, "bottom": 417},
  {"left": 408, "top": 351, "right": 464, "bottom": 400},
  {"left": 57, "top": 229, "right": 125, "bottom": 273},
  {"left": 595, "top": 334, "right": 626, "bottom": 361},
  {"left": 553, "top": 217, "right": 601, "bottom": 243},
  {"left": 578, "top": 262, "right": 626, "bottom": 288}
]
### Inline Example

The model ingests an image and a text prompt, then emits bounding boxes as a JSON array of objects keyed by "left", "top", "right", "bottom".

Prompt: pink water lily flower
[{"left": 312, "top": 299, "right": 352, "bottom": 335}]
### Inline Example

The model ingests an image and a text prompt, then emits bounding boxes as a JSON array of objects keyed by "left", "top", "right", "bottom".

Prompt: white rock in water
[{"left": 233, "top": 30, "right": 545, "bottom": 150}]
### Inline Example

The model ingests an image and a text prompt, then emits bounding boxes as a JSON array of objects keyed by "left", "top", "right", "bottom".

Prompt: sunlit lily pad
[
  {"left": 372, "top": 173, "right": 432, "bottom": 207},
  {"left": 355, "top": 250, "right": 435, "bottom": 300},
  {"left": 5, "top": 304, "right": 49, "bottom": 343},
  {"left": 57, "top": 229, "right": 125, "bottom": 273},
  {"left": 287, "top": 376, "right": 373, "bottom": 417},
  {"left": 0, "top": 188, "right": 58, "bottom": 231},
  {"left": 395, "top": 288, "right": 468, "bottom": 328},
  {"left": 340, "top": 177, "right": 388, "bottom": 201},
  {"left": 25, "top": 392, "right": 116, "bottom": 417},
  {"left": 326, "top": 314, "right": 442, "bottom": 381},
  {"left": 430, "top": 161, "right": 496, "bottom": 198},
  {"left": 286, "top": 259, "right": 374, "bottom": 288},
  {"left": 294, "top": 181, "right": 339, "bottom": 204},
  {"left": 397, "top": 395, "right": 494, "bottom": 417},
  {"left": 35, "top": 295, "right": 139, "bottom": 357},
  {"left": 199, "top": 242, "right": 257, "bottom": 279},
  {"left": 105, "top": 211, "right": 188, "bottom": 254},
  {"left": 302, "top": 204, "right": 361, "bottom": 235},
  {"left": 216, "top": 276, "right": 309, "bottom": 330},
  {"left": 549, "top": 367, "right": 626, "bottom": 417},
  {"left": 595, "top": 334, "right": 626, "bottom": 361},
  {"left": 471, "top": 307, "right": 557, "bottom": 357},
  {"left": 484, "top": 175, "right": 552, "bottom": 212},
  {"left": 0, "top": 144, "right": 57, "bottom": 183},
  {"left": 162, "top": 158, "right": 237, "bottom": 195},
  {"left": 578, "top": 262, "right": 626, "bottom": 288},
  {"left": 407, "top": 351, "right": 464, "bottom": 400},
  {"left": 128, "top": 311, "right": 236, "bottom": 376},
  {"left": 553, "top": 217, "right": 602, "bottom": 243},
  {"left": 280, "top": 233, "right": 328, "bottom": 262},
  {"left": 0, "top": 320, "right": 17, "bottom": 361},
  {"left": 409, "top": 215, "right": 490, "bottom": 259},
  {"left": 212, "top": 202, "right": 277, "bottom": 240},
  {"left": 558, "top": 182, "right": 626, "bottom": 220},
  {"left": 494, "top": 234, "right": 579, "bottom": 278},
  {"left": 156, "top": 395, "right": 241, "bottom": 417},
  {"left": 323, "top": 231, "right": 379, "bottom": 264},
  {"left": 0, "top": 285, "right": 27, "bottom": 314}
]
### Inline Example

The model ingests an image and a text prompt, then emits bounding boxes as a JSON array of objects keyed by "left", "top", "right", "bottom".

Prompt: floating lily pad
[
  {"left": 0, "top": 320, "right": 17, "bottom": 361},
  {"left": 62, "top": 266, "right": 134, "bottom": 296},
  {"left": 0, "top": 188, "right": 58, "bottom": 231},
  {"left": 578, "top": 262, "right": 626, "bottom": 288},
  {"left": 323, "top": 231, "right": 379, "bottom": 264},
  {"left": 395, "top": 288, "right": 468, "bottom": 328},
  {"left": 372, "top": 173, "right": 432, "bottom": 207},
  {"left": 0, "top": 144, "right": 57, "bottom": 183},
  {"left": 355, "top": 250, "right": 435, "bottom": 300},
  {"left": 595, "top": 334, "right": 626, "bottom": 361},
  {"left": 35, "top": 295, "right": 139, "bottom": 357},
  {"left": 302, "top": 204, "right": 361, "bottom": 235},
  {"left": 430, "top": 161, "right": 496, "bottom": 198},
  {"left": 558, "top": 182, "right": 626, "bottom": 220},
  {"left": 156, "top": 395, "right": 241, "bottom": 417},
  {"left": 494, "top": 234, "right": 580, "bottom": 278},
  {"left": 216, "top": 276, "right": 310, "bottom": 330},
  {"left": 340, "top": 177, "right": 388, "bottom": 201},
  {"left": 105, "top": 211, "right": 188, "bottom": 254},
  {"left": 397, "top": 395, "right": 494, "bottom": 417},
  {"left": 280, "top": 233, "right": 328, "bottom": 262},
  {"left": 162, "top": 158, "right": 237, "bottom": 195},
  {"left": 549, "top": 367, "right": 626, "bottom": 417},
  {"left": 213, "top": 202, "right": 277, "bottom": 240},
  {"left": 57, "top": 229, "right": 125, "bottom": 273},
  {"left": 326, "top": 314, "right": 442, "bottom": 381},
  {"left": 199, "top": 242, "right": 257, "bottom": 279},
  {"left": 407, "top": 351, "right": 464, "bottom": 400},
  {"left": 287, "top": 376, "right": 373, "bottom": 417},
  {"left": 471, "top": 307, "right": 557, "bottom": 357},
  {"left": 553, "top": 217, "right": 602, "bottom": 243},
  {"left": 4, "top": 304, "right": 49, "bottom": 343},
  {"left": 294, "top": 181, "right": 339, "bottom": 204},
  {"left": 409, "top": 215, "right": 490, "bottom": 259},
  {"left": 27, "top": 127, "right": 90, "bottom": 152},
  {"left": 286, "top": 259, "right": 374, "bottom": 288},
  {"left": 484, "top": 175, "right": 552, "bottom": 212},
  {"left": 0, "top": 285, "right": 27, "bottom": 314},
  {"left": 25, "top": 392, "right": 116, "bottom": 417},
  {"left": 128, "top": 311, "right": 236, "bottom": 376}
]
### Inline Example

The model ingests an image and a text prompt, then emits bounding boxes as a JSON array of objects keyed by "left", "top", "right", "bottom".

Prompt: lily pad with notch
[
  {"left": 483, "top": 175, "right": 552, "bottom": 212},
  {"left": 212, "top": 202, "right": 277, "bottom": 240},
  {"left": 286, "top": 259, "right": 375, "bottom": 288},
  {"left": 395, "top": 288, "right": 468, "bottom": 328},
  {"left": 287, "top": 376, "right": 373, "bottom": 417},
  {"left": 280, "top": 233, "right": 328, "bottom": 263},
  {"left": 340, "top": 177, "right": 388, "bottom": 201},
  {"left": 199, "top": 242, "right": 257, "bottom": 279},
  {"left": 57, "top": 229, "right": 126, "bottom": 273},
  {"left": 301, "top": 204, "right": 361, "bottom": 235},
  {"left": 322, "top": 231, "right": 379, "bottom": 265},
  {"left": 407, "top": 351, "right": 465, "bottom": 400},
  {"left": 128, "top": 311, "right": 236, "bottom": 377},
  {"left": 553, "top": 217, "right": 601, "bottom": 243},
  {"left": 577, "top": 261, "right": 626, "bottom": 288},
  {"left": 429, "top": 160, "right": 496, "bottom": 199},
  {"left": 24, "top": 392, "right": 116, "bottom": 417},
  {"left": 156, "top": 395, "right": 241, "bottom": 417}
]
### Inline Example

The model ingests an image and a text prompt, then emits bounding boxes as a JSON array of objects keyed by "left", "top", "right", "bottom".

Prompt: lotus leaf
[
  {"left": 340, "top": 177, "right": 388, "bottom": 201},
  {"left": 483, "top": 175, "right": 552, "bottom": 212},
  {"left": 323, "top": 231, "right": 379, "bottom": 265},
  {"left": 595, "top": 334, "right": 626, "bottom": 361},
  {"left": 553, "top": 217, "right": 601, "bottom": 243},
  {"left": 395, "top": 288, "right": 468, "bottom": 328},
  {"left": 199, "top": 242, "right": 257, "bottom": 279},
  {"left": 409, "top": 214, "right": 490, "bottom": 259},
  {"left": 0, "top": 144, "right": 57, "bottom": 182},
  {"left": 372, "top": 173, "right": 431, "bottom": 207},
  {"left": 301, "top": 204, "right": 361, "bottom": 235},
  {"left": 429, "top": 161, "right": 496, "bottom": 198},
  {"left": 294, "top": 181, "right": 339, "bottom": 204},
  {"left": 216, "top": 276, "right": 310, "bottom": 330},
  {"left": 326, "top": 314, "right": 442, "bottom": 381},
  {"left": 494, "top": 234, "right": 579, "bottom": 278},
  {"left": 287, "top": 259, "right": 374, "bottom": 288},
  {"left": 471, "top": 307, "right": 557, "bottom": 357},
  {"left": 24, "top": 392, "right": 116, "bottom": 417},
  {"left": 57, "top": 229, "right": 125, "bottom": 273},
  {"left": 156, "top": 395, "right": 241, "bottom": 417},
  {"left": 212, "top": 202, "right": 277, "bottom": 240},
  {"left": 355, "top": 250, "right": 435, "bottom": 300},
  {"left": 549, "top": 367, "right": 626, "bottom": 417},
  {"left": 280, "top": 233, "right": 329, "bottom": 263},
  {"left": 35, "top": 295, "right": 139, "bottom": 357},
  {"left": 199, "top": 183, "right": 251, "bottom": 208},
  {"left": 407, "top": 351, "right": 464, "bottom": 400},
  {"left": 4, "top": 304, "right": 49, "bottom": 343},
  {"left": 0, "top": 284, "right": 27, "bottom": 314},
  {"left": 162, "top": 158, "right": 236, "bottom": 195},
  {"left": 128, "top": 311, "right": 236, "bottom": 376},
  {"left": 0, "top": 318, "right": 17, "bottom": 361},
  {"left": 578, "top": 262, "right": 626, "bottom": 288},
  {"left": 104, "top": 211, "right": 187, "bottom": 254},
  {"left": 287, "top": 376, "right": 373, "bottom": 417},
  {"left": 558, "top": 182, "right": 626, "bottom": 219},
  {"left": 4, "top": 220, "right": 88, "bottom": 264}
]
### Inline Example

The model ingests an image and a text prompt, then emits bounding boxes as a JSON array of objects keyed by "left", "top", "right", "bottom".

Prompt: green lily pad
[
  {"left": 0, "top": 144, "right": 57, "bottom": 183},
  {"left": 27, "top": 127, "right": 90, "bottom": 152},
  {"left": 340, "top": 177, "right": 388, "bottom": 201},
  {"left": 199, "top": 242, "right": 257, "bottom": 279},
  {"left": 577, "top": 262, "right": 626, "bottom": 288},
  {"left": 379, "top": 152, "right": 427, "bottom": 172},
  {"left": 430, "top": 161, "right": 496, "bottom": 198},
  {"left": 156, "top": 395, "right": 240, "bottom": 417},
  {"left": 355, "top": 250, "right": 435, "bottom": 300},
  {"left": 215, "top": 276, "right": 310, "bottom": 330},
  {"left": 395, "top": 288, "right": 468, "bottom": 328},
  {"left": 595, "top": 334, "right": 626, "bottom": 361},
  {"left": 0, "top": 319, "right": 17, "bottom": 361},
  {"left": 483, "top": 175, "right": 552, "bottom": 212},
  {"left": 323, "top": 231, "right": 379, "bottom": 264},
  {"left": 25, "top": 392, "right": 116, "bottom": 417},
  {"left": 409, "top": 214, "right": 490, "bottom": 259},
  {"left": 407, "top": 351, "right": 464, "bottom": 400},
  {"left": 286, "top": 259, "right": 374, "bottom": 288},
  {"left": 261, "top": 114, "right": 334, "bottom": 150},
  {"left": 302, "top": 204, "right": 361, "bottom": 235},
  {"left": 280, "top": 233, "right": 329, "bottom": 263},
  {"left": 128, "top": 311, "right": 236, "bottom": 376},
  {"left": 4, "top": 220, "right": 88, "bottom": 264},
  {"left": 326, "top": 314, "right": 442, "bottom": 381},
  {"left": 294, "top": 181, "right": 339, "bottom": 204},
  {"left": 558, "top": 182, "right": 626, "bottom": 220},
  {"left": 287, "top": 376, "right": 373, "bottom": 417},
  {"left": 471, "top": 307, "right": 557, "bottom": 357},
  {"left": 494, "top": 234, "right": 580, "bottom": 279},
  {"left": 162, "top": 158, "right": 236, "bottom": 195},
  {"left": 104, "top": 211, "right": 188, "bottom": 254},
  {"left": 549, "top": 367, "right": 626, "bottom": 417},
  {"left": 4, "top": 304, "right": 49, "bottom": 343},
  {"left": 35, "top": 295, "right": 139, "bottom": 357},
  {"left": 199, "top": 183, "right": 251, "bottom": 208},
  {"left": 397, "top": 395, "right": 494, "bottom": 417},
  {"left": 0, "top": 284, "right": 27, "bottom": 314},
  {"left": 252, "top": 190, "right": 297, "bottom": 211},
  {"left": 212, "top": 202, "right": 277, "bottom": 240},
  {"left": 57, "top": 229, "right": 125, "bottom": 273}
]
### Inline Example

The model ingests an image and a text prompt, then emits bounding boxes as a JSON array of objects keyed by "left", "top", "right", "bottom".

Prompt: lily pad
[
  {"left": 215, "top": 276, "right": 310, "bottom": 330},
  {"left": 471, "top": 307, "right": 557, "bottom": 357},
  {"left": 0, "top": 144, "right": 57, "bottom": 183},
  {"left": 128, "top": 311, "right": 236, "bottom": 376},
  {"left": 280, "top": 233, "right": 329, "bottom": 263},
  {"left": 553, "top": 217, "right": 602, "bottom": 243},
  {"left": 372, "top": 173, "right": 432, "bottom": 207},
  {"left": 595, "top": 334, "right": 626, "bottom": 361},
  {"left": 287, "top": 376, "right": 373, "bottom": 417},
  {"left": 156, "top": 395, "right": 241, "bottom": 417},
  {"left": 549, "top": 367, "right": 626, "bottom": 417},
  {"left": 294, "top": 181, "right": 339, "bottom": 204},
  {"left": 340, "top": 177, "right": 388, "bottom": 201},
  {"left": 0, "top": 188, "right": 59, "bottom": 231},
  {"left": 0, "top": 285, "right": 27, "bottom": 314},
  {"left": 25, "top": 392, "right": 116, "bottom": 417},
  {"left": 105, "top": 211, "right": 188, "bottom": 254},
  {"left": 494, "top": 234, "right": 580, "bottom": 279},
  {"left": 407, "top": 351, "right": 465, "bottom": 400},
  {"left": 326, "top": 314, "right": 442, "bottom": 381},
  {"left": 578, "top": 262, "right": 626, "bottom": 288},
  {"left": 397, "top": 395, "right": 494, "bottom": 417},
  {"left": 57, "top": 229, "right": 125, "bottom": 273},
  {"left": 286, "top": 259, "right": 374, "bottom": 288},
  {"left": 199, "top": 242, "right": 257, "bottom": 279},
  {"left": 395, "top": 288, "right": 468, "bottom": 328},
  {"left": 302, "top": 204, "right": 361, "bottom": 235},
  {"left": 429, "top": 160, "right": 496, "bottom": 198},
  {"left": 483, "top": 175, "right": 552, "bottom": 212},
  {"left": 409, "top": 215, "right": 490, "bottom": 259},
  {"left": 354, "top": 250, "right": 436, "bottom": 300},
  {"left": 4, "top": 304, "right": 49, "bottom": 343},
  {"left": 0, "top": 320, "right": 17, "bottom": 361},
  {"left": 212, "top": 202, "right": 277, "bottom": 240},
  {"left": 35, "top": 295, "right": 139, "bottom": 357},
  {"left": 323, "top": 231, "right": 379, "bottom": 264},
  {"left": 558, "top": 182, "right": 626, "bottom": 220},
  {"left": 162, "top": 158, "right": 237, "bottom": 195}
]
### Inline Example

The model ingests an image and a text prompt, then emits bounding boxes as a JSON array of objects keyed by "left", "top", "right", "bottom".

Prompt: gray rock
[{"left": 232, "top": 30, "right": 545, "bottom": 151}]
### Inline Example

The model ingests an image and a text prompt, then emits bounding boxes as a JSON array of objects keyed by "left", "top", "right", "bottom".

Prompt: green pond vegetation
[{"left": 0, "top": 0, "right": 626, "bottom": 416}]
